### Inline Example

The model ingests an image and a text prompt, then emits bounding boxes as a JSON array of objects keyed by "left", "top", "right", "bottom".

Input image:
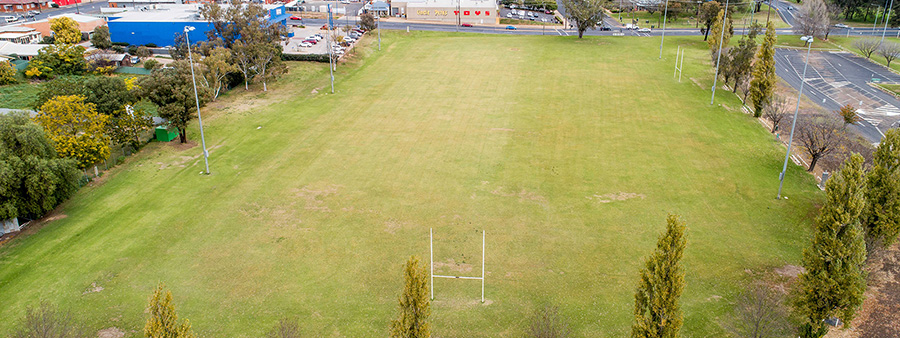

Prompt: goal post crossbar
[
  {"left": 430, "top": 228, "right": 485, "bottom": 303},
  {"left": 433, "top": 275, "right": 483, "bottom": 280}
]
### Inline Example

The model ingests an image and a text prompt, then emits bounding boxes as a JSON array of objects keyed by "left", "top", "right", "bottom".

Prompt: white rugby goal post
[{"left": 430, "top": 228, "right": 485, "bottom": 303}]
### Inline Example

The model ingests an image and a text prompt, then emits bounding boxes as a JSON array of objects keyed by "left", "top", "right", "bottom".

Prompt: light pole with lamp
[
  {"left": 777, "top": 35, "right": 814, "bottom": 199},
  {"left": 658, "top": 0, "right": 669, "bottom": 59},
  {"left": 882, "top": 0, "right": 894, "bottom": 44},
  {"left": 710, "top": 0, "right": 730, "bottom": 104},
  {"left": 183, "top": 26, "right": 211, "bottom": 175}
]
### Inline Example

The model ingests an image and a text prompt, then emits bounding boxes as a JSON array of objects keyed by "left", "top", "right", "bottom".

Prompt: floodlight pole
[
  {"left": 659, "top": 0, "right": 669, "bottom": 59},
  {"left": 184, "top": 26, "right": 210, "bottom": 175},
  {"left": 710, "top": 0, "right": 729, "bottom": 105},
  {"left": 327, "top": 5, "right": 335, "bottom": 93},
  {"left": 882, "top": 0, "right": 894, "bottom": 44},
  {"left": 777, "top": 36, "right": 812, "bottom": 200},
  {"left": 481, "top": 229, "right": 485, "bottom": 303},
  {"left": 378, "top": 15, "right": 382, "bottom": 50},
  {"left": 430, "top": 228, "right": 434, "bottom": 300}
]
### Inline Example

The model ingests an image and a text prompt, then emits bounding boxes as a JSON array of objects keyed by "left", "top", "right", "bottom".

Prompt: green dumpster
[{"left": 155, "top": 126, "right": 179, "bottom": 142}]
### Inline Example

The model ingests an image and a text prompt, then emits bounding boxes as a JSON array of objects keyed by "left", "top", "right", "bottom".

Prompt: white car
[
  {"left": 506, "top": 13, "right": 512, "bottom": 18},
  {"left": 309, "top": 35, "right": 322, "bottom": 41},
  {"left": 637, "top": 28, "right": 651, "bottom": 33},
  {"left": 834, "top": 23, "right": 849, "bottom": 28},
  {"left": 299, "top": 42, "right": 312, "bottom": 47}
]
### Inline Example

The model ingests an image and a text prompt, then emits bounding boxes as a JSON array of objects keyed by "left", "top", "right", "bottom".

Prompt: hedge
[{"left": 282, "top": 53, "right": 330, "bottom": 63}]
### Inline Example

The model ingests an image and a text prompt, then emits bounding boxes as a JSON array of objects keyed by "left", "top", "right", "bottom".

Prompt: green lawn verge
[
  {"left": 0, "top": 32, "right": 821, "bottom": 337},
  {"left": 611, "top": 5, "right": 789, "bottom": 29},
  {"left": 0, "top": 82, "right": 40, "bottom": 110}
]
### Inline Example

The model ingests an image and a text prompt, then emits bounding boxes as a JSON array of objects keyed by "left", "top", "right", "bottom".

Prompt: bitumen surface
[{"left": 775, "top": 48, "right": 900, "bottom": 143}]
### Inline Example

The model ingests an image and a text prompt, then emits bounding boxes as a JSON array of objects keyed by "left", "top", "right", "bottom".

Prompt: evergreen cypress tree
[
  {"left": 863, "top": 129, "right": 900, "bottom": 249},
  {"left": 631, "top": 215, "right": 686, "bottom": 338},
  {"left": 749, "top": 21, "right": 777, "bottom": 118},
  {"left": 390, "top": 256, "right": 431, "bottom": 338},
  {"left": 144, "top": 283, "right": 196, "bottom": 338},
  {"left": 795, "top": 154, "right": 868, "bottom": 338}
]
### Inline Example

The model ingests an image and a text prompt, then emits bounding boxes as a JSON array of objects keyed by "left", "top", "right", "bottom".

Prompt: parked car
[
  {"left": 290, "top": 15, "right": 301, "bottom": 20},
  {"left": 787, "top": 5, "right": 794, "bottom": 10},
  {"left": 544, "top": 10, "right": 552, "bottom": 14},
  {"left": 506, "top": 25, "right": 517, "bottom": 30},
  {"left": 599, "top": 26, "right": 611, "bottom": 31},
  {"left": 637, "top": 27, "right": 651, "bottom": 33},
  {"left": 461, "top": 23, "right": 473, "bottom": 27},
  {"left": 302, "top": 39, "right": 317, "bottom": 44},
  {"left": 299, "top": 41, "right": 312, "bottom": 47},
  {"left": 506, "top": 13, "right": 513, "bottom": 18}
]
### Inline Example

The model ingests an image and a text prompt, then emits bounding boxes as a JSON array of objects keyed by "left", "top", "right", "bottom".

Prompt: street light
[
  {"left": 710, "top": 0, "right": 730, "bottom": 104},
  {"left": 777, "top": 35, "right": 814, "bottom": 199},
  {"left": 658, "top": 0, "right": 669, "bottom": 59},
  {"left": 882, "top": 0, "right": 895, "bottom": 44},
  {"left": 183, "top": 26, "right": 210, "bottom": 175}
]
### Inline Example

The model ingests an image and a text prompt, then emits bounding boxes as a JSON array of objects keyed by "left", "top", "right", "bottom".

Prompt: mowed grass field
[{"left": 0, "top": 32, "right": 822, "bottom": 337}]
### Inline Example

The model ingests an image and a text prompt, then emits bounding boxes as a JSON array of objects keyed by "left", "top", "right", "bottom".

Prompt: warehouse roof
[{"left": 108, "top": 4, "right": 285, "bottom": 22}]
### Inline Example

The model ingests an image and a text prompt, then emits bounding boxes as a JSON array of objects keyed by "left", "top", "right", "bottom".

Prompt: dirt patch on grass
[
  {"left": 490, "top": 128, "right": 514, "bottom": 132},
  {"left": 490, "top": 186, "right": 547, "bottom": 205},
  {"left": 433, "top": 258, "right": 473, "bottom": 274},
  {"left": 294, "top": 183, "right": 342, "bottom": 212},
  {"left": 774, "top": 264, "right": 804, "bottom": 279},
  {"left": 97, "top": 327, "right": 125, "bottom": 338},
  {"left": 588, "top": 192, "right": 645, "bottom": 203},
  {"left": 82, "top": 282, "right": 104, "bottom": 295}
]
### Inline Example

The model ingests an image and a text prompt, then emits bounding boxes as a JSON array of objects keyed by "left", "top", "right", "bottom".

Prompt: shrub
[
  {"left": 145, "top": 43, "right": 158, "bottom": 47},
  {"left": 143, "top": 59, "right": 161, "bottom": 70},
  {"left": 281, "top": 53, "right": 330, "bottom": 62},
  {"left": 128, "top": 45, "right": 139, "bottom": 55},
  {"left": 11, "top": 302, "right": 85, "bottom": 338},
  {"left": 111, "top": 41, "right": 130, "bottom": 46}
]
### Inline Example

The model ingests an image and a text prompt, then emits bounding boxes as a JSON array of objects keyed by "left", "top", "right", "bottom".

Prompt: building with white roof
[
  {"left": 0, "top": 40, "right": 48, "bottom": 59},
  {"left": 0, "top": 26, "right": 41, "bottom": 44}
]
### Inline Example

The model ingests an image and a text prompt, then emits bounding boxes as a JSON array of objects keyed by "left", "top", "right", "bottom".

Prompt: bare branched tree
[
  {"left": 12, "top": 302, "right": 85, "bottom": 338},
  {"left": 723, "top": 283, "right": 791, "bottom": 338},
  {"left": 527, "top": 305, "right": 571, "bottom": 338},
  {"left": 878, "top": 41, "right": 900, "bottom": 67},
  {"left": 794, "top": 0, "right": 829, "bottom": 39},
  {"left": 763, "top": 94, "right": 790, "bottom": 133},
  {"left": 796, "top": 114, "right": 847, "bottom": 172},
  {"left": 267, "top": 317, "right": 302, "bottom": 338},
  {"left": 854, "top": 38, "right": 881, "bottom": 59}
]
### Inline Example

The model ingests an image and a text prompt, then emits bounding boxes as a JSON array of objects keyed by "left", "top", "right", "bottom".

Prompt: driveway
[{"left": 775, "top": 48, "right": 900, "bottom": 143}]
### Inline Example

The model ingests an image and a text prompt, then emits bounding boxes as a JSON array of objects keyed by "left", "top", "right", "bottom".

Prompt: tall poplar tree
[
  {"left": 390, "top": 256, "right": 431, "bottom": 338},
  {"left": 707, "top": 9, "right": 732, "bottom": 59},
  {"left": 631, "top": 215, "right": 686, "bottom": 338},
  {"left": 749, "top": 21, "right": 777, "bottom": 118},
  {"left": 863, "top": 129, "right": 900, "bottom": 249},
  {"left": 795, "top": 154, "right": 868, "bottom": 338}
]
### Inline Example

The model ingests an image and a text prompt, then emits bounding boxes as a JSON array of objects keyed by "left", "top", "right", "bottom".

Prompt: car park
[
  {"left": 299, "top": 41, "right": 312, "bottom": 47},
  {"left": 506, "top": 25, "right": 516, "bottom": 30}
]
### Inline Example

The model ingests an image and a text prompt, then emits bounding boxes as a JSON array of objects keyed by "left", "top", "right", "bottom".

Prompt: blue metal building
[{"left": 107, "top": 4, "right": 290, "bottom": 46}]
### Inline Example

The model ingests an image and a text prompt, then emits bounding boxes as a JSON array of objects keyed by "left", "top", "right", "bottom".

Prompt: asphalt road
[{"left": 775, "top": 48, "right": 900, "bottom": 143}]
